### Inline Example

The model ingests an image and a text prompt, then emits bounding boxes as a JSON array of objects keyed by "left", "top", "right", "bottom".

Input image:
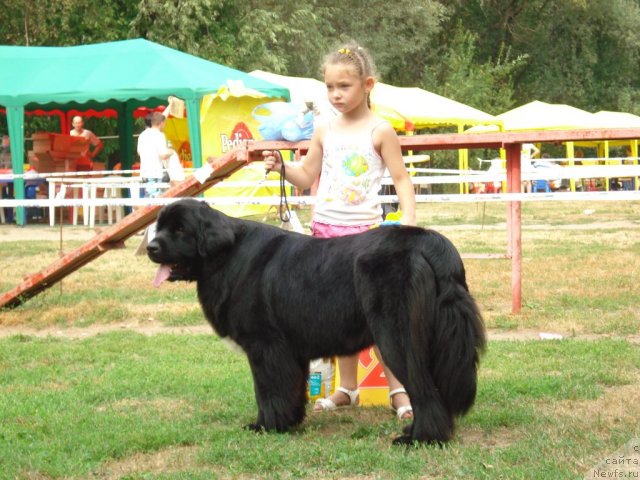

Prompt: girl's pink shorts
[{"left": 311, "top": 221, "right": 373, "bottom": 239}]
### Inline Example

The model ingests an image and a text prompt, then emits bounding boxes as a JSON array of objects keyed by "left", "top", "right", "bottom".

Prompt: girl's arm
[
  {"left": 262, "top": 124, "right": 325, "bottom": 190},
  {"left": 377, "top": 124, "right": 417, "bottom": 226}
]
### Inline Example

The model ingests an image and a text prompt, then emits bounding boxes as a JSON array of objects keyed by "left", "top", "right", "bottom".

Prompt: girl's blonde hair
[{"left": 323, "top": 42, "right": 377, "bottom": 107}]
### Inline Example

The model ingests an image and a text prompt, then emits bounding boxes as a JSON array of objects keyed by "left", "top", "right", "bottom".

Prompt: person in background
[
  {"left": 0, "top": 134, "right": 10, "bottom": 168},
  {"left": 521, "top": 142, "right": 540, "bottom": 193},
  {"left": 70, "top": 115, "right": 103, "bottom": 170},
  {"left": 134, "top": 110, "right": 185, "bottom": 254},
  {"left": 137, "top": 111, "right": 184, "bottom": 197},
  {"left": 264, "top": 42, "right": 416, "bottom": 420}
]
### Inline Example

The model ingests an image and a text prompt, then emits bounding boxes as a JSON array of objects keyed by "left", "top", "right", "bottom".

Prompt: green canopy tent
[{"left": 0, "top": 39, "right": 289, "bottom": 224}]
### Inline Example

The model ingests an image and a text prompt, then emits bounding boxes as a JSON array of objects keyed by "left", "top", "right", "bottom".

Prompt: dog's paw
[
  {"left": 244, "top": 423, "right": 266, "bottom": 434},
  {"left": 392, "top": 434, "right": 446, "bottom": 448},
  {"left": 392, "top": 435, "right": 418, "bottom": 447}
]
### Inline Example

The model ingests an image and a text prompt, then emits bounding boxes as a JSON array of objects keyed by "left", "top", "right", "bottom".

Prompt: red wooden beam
[
  {"left": 505, "top": 143, "right": 523, "bottom": 313},
  {"left": 397, "top": 128, "right": 640, "bottom": 150},
  {"left": 246, "top": 128, "right": 640, "bottom": 154}
]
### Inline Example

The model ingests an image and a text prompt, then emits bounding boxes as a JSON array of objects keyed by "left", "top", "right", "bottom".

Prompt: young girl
[{"left": 263, "top": 42, "right": 416, "bottom": 420}]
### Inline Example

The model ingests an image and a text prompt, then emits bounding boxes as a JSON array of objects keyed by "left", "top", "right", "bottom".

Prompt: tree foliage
[
  {"left": 0, "top": 0, "right": 136, "bottom": 45},
  {"left": 2, "top": 0, "right": 640, "bottom": 115},
  {"left": 321, "top": 0, "right": 446, "bottom": 86},
  {"left": 422, "top": 24, "right": 526, "bottom": 114},
  {"left": 444, "top": 0, "right": 640, "bottom": 113}
]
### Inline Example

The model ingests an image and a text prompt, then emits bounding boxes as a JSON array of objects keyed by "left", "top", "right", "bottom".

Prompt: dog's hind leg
[
  {"left": 375, "top": 336, "right": 454, "bottom": 446},
  {"left": 356, "top": 250, "right": 455, "bottom": 445},
  {"left": 392, "top": 372, "right": 453, "bottom": 446},
  {"left": 245, "top": 342, "right": 308, "bottom": 433}
]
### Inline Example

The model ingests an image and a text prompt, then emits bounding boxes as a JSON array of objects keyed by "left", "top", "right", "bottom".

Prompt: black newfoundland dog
[{"left": 147, "top": 199, "right": 485, "bottom": 445}]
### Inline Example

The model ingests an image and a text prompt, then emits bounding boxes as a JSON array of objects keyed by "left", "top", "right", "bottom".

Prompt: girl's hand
[{"left": 263, "top": 151, "right": 283, "bottom": 172}]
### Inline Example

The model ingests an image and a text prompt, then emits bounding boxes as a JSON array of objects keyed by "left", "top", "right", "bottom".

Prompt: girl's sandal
[
  {"left": 389, "top": 388, "right": 413, "bottom": 420},
  {"left": 314, "top": 386, "right": 359, "bottom": 412}
]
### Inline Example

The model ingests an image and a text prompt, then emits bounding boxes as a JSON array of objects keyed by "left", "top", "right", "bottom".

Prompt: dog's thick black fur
[{"left": 147, "top": 199, "right": 485, "bottom": 445}]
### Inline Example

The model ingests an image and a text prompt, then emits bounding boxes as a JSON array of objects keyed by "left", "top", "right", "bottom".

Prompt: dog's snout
[{"left": 146, "top": 241, "right": 160, "bottom": 256}]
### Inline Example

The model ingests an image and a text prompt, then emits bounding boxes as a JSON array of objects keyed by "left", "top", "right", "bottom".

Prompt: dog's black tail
[
  {"left": 354, "top": 227, "right": 485, "bottom": 444},
  {"left": 416, "top": 231, "right": 486, "bottom": 418}
]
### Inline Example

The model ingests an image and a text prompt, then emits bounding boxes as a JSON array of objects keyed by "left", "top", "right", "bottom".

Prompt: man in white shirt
[
  {"left": 70, "top": 116, "right": 103, "bottom": 170},
  {"left": 137, "top": 112, "right": 184, "bottom": 197},
  {"left": 135, "top": 110, "right": 186, "bottom": 253}
]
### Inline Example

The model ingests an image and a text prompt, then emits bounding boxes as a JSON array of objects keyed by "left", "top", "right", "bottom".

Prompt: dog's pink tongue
[{"left": 153, "top": 265, "right": 172, "bottom": 288}]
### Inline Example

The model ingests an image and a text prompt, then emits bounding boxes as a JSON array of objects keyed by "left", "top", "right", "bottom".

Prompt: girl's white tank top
[{"left": 313, "top": 120, "right": 387, "bottom": 226}]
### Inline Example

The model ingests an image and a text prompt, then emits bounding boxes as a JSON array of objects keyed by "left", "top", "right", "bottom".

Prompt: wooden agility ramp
[{"left": 0, "top": 143, "right": 277, "bottom": 309}]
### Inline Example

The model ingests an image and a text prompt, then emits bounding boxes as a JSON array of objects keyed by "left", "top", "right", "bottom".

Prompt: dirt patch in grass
[
  {"left": 541, "top": 374, "right": 640, "bottom": 474},
  {"left": 487, "top": 329, "right": 640, "bottom": 344},
  {"left": 0, "top": 319, "right": 212, "bottom": 338},
  {"left": 549, "top": 374, "right": 640, "bottom": 429},
  {"left": 17, "top": 471, "right": 54, "bottom": 480},
  {"left": 457, "top": 425, "right": 522, "bottom": 450},
  {"left": 1, "top": 322, "right": 638, "bottom": 345},
  {"left": 88, "top": 445, "right": 202, "bottom": 479},
  {"left": 0, "top": 225, "right": 100, "bottom": 243}
]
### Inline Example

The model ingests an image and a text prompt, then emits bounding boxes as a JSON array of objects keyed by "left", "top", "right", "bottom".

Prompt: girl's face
[{"left": 324, "top": 63, "right": 373, "bottom": 114}]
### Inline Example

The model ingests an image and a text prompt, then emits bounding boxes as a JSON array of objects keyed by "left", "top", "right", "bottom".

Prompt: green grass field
[
  {"left": 1, "top": 333, "right": 638, "bottom": 479},
  {"left": 1, "top": 200, "right": 639, "bottom": 479}
]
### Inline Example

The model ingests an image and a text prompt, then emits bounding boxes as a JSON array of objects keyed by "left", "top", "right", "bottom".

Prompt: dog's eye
[{"left": 175, "top": 225, "right": 184, "bottom": 233}]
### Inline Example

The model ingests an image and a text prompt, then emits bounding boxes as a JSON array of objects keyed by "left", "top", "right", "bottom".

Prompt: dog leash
[
  {"left": 269, "top": 151, "right": 291, "bottom": 223},
  {"left": 278, "top": 160, "right": 292, "bottom": 222}
]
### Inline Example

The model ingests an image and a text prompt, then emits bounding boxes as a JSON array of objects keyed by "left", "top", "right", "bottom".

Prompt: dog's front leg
[{"left": 245, "top": 342, "right": 308, "bottom": 433}]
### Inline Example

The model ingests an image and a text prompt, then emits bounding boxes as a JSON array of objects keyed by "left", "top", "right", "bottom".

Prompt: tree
[
  {"left": 129, "top": 0, "right": 446, "bottom": 86},
  {"left": 3, "top": 0, "right": 640, "bottom": 117},
  {"left": 322, "top": 0, "right": 446, "bottom": 86},
  {"left": 130, "top": 0, "right": 239, "bottom": 65},
  {"left": 230, "top": 2, "right": 332, "bottom": 76},
  {"left": 440, "top": 0, "right": 640, "bottom": 113},
  {"left": 422, "top": 25, "right": 526, "bottom": 115},
  {"left": 0, "top": 0, "right": 137, "bottom": 46}
]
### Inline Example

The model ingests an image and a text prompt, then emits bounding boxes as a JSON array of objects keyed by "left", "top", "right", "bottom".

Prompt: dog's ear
[{"left": 196, "top": 203, "right": 235, "bottom": 257}]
